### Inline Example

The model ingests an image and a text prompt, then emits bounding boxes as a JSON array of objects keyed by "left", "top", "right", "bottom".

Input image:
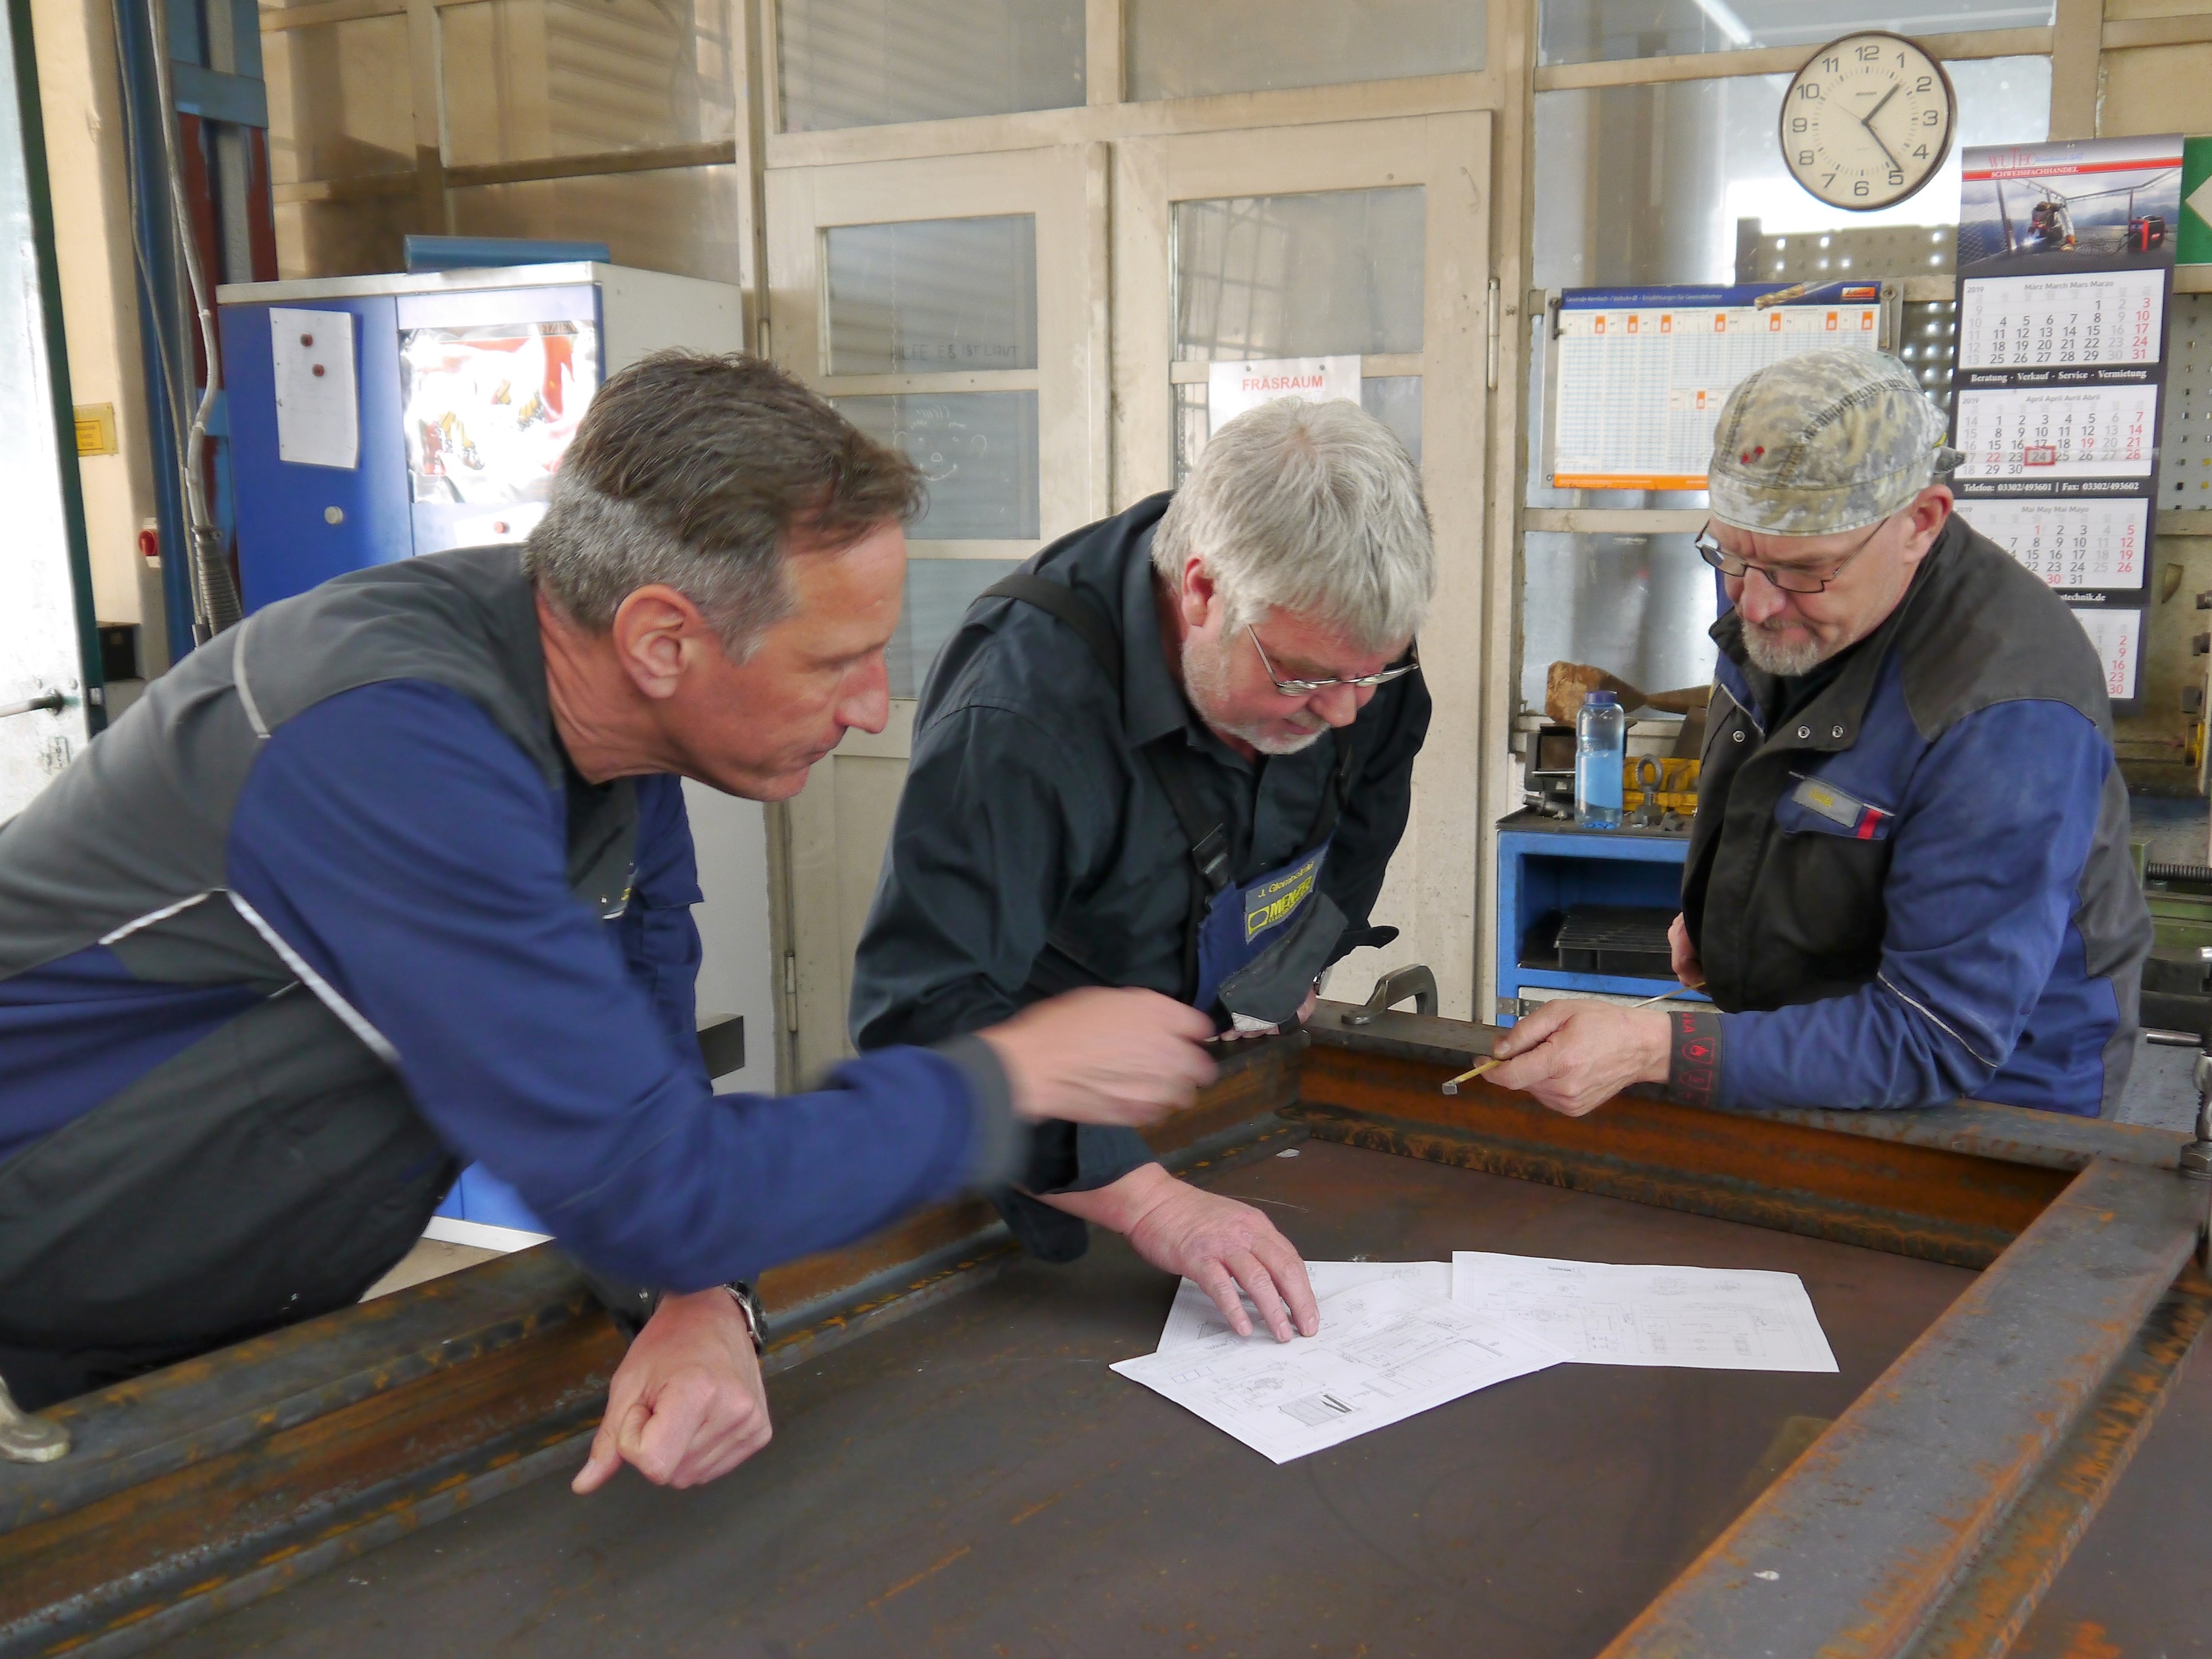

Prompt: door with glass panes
[
  {"left": 765, "top": 145, "right": 1108, "bottom": 1080},
  {"left": 768, "top": 115, "right": 1492, "bottom": 1076},
  {"left": 1114, "top": 115, "right": 1492, "bottom": 1021}
]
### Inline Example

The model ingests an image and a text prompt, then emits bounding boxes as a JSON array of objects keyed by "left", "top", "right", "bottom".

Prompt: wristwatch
[{"left": 722, "top": 1280, "right": 767, "bottom": 1353}]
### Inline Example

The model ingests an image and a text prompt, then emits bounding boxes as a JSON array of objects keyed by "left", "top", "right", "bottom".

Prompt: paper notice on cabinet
[
  {"left": 1451, "top": 1252, "right": 1838, "bottom": 1373},
  {"left": 270, "top": 307, "right": 359, "bottom": 469},
  {"left": 1156, "top": 1259, "right": 1452, "bottom": 1352},
  {"left": 1113, "top": 1278, "right": 1567, "bottom": 1464}
]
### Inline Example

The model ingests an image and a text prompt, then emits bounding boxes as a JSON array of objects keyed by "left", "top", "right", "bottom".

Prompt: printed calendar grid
[
  {"left": 1958, "top": 273, "right": 2166, "bottom": 371},
  {"left": 1553, "top": 302, "right": 1883, "bottom": 490},
  {"left": 1965, "top": 497, "right": 2148, "bottom": 590},
  {"left": 1952, "top": 385, "right": 2159, "bottom": 480}
]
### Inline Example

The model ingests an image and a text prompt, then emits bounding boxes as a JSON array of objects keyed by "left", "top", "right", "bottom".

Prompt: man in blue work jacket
[
  {"left": 851, "top": 398, "right": 1434, "bottom": 1343},
  {"left": 0, "top": 352, "right": 1218, "bottom": 1484},
  {"left": 1490, "top": 350, "right": 2151, "bottom": 1119}
]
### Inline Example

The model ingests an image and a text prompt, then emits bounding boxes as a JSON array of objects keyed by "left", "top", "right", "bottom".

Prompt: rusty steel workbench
[{"left": 1, "top": 1000, "right": 2205, "bottom": 1659}]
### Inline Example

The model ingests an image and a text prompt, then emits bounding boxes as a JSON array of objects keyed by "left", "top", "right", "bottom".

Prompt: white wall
[{"left": 682, "top": 780, "right": 777, "bottom": 1097}]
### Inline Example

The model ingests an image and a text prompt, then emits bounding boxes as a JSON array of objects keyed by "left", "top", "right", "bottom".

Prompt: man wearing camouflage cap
[{"left": 1492, "top": 349, "right": 2151, "bottom": 1119}]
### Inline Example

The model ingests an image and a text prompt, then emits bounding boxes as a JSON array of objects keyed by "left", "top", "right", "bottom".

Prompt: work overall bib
[{"left": 981, "top": 574, "right": 1355, "bottom": 1032}]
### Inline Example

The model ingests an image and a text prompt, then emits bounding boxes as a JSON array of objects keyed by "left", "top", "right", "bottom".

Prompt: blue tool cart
[{"left": 1495, "top": 811, "right": 1709, "bottom": 1024}]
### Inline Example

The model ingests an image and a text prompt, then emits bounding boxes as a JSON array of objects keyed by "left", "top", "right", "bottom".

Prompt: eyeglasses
[
  {"left": 1694, "top": 513, "right": 1895, "bottom": 595},
  {"left": 1247, "top": 625, "right": 1421, "bottom": 697}
]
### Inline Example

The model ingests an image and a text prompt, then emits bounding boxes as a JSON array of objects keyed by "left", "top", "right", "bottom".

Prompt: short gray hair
[
  {"left": 1153, "top": 398, "right": 1433, "bottom": 653},
  {"left": 523, "top": 352, "right": 923, "bottom": 657}
]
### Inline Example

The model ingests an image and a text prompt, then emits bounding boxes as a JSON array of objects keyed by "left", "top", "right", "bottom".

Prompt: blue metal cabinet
[
  {"left": 221, "top": 295, "right": 414, "bottom": 610},
  {"left": 1496, "top": 816, "right": 1709, "bottom": 1022}
]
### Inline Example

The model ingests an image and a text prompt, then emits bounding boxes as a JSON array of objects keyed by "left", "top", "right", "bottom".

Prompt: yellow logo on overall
[{"left": 1244, "top": 852, "right": 1321, "bottom": 942}]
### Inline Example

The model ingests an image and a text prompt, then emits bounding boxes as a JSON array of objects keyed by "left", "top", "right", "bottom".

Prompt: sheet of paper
[
  {"left": 270, "top": 307, "right": 359, "bottom": 469},
  {"left": 1451, "top": 1252, "right": 1839, "bottom": 1373},
  {"left": 1113, "top": 1278, "right": 1568, "bottom": 1464},
  {"left": 1156, "top": 1259, "right": 1452, "bottom": 1351},
  {"left": 1206, "top": 355, "right": 1361, "bottom": 436},
  {"left": 1953, "top": 384, "right": 2158, "bottom": 480}
]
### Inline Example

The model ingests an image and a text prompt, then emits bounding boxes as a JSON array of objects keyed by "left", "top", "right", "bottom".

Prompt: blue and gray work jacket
[
  {"left": 0, "top": 546, "right": 1020, "bottom": 1388},
  {"left": 1673, "top": 513, "right": 2152, "bottom": 1117}
]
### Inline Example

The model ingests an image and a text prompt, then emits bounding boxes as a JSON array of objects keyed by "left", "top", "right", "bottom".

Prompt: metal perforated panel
[
  {"left": 2159, "top": 291, "right": 2212, "bottom": 524},
  {"left": 1735, "top": 219, "right": 1955, "bottom": 284}
]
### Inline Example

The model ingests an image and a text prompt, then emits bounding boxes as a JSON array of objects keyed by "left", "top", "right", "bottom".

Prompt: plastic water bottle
[{"left": 1576, "top": 691, "right": 1625, "bottom": 829}]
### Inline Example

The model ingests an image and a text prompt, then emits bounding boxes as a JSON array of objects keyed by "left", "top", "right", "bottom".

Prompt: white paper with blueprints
[
  {"left": 1114, "top": 1278, "right": 1568, "bottom": 1464},
  {"left": 1451, "top": 1253, "right": 1837, "bottom": 1373},
  {"left": 1155, "top": 1259, "right": 1452, "bottom": 1350}
]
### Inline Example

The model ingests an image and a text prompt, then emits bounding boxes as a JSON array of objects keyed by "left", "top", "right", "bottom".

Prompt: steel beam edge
[
  {"left": 1307, "top": 1003, "right": 2189, "bottom": 1173},
  {"left": 1594, "top": 1157, "right": 2208, "bottom": 1659},
  {"left": 0, "top": 1245, "right": 599, "bottom": 1533},
  {"left": 1900, "top": 1265, "right": 2212, "bottom": 1659}
]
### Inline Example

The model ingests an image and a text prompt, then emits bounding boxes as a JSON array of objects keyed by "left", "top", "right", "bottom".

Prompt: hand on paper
[
  {"left": 980, "top": 987, "right": 1219, "bottom": 1126},
  {"left": 1045, "top": 1163, "right": 1320, "bottom": 1342},
  {"left": 573, "top": 1288, "right": 771, "bottom": 1494},
  {"left": 1668, "top": 913, "right": 1705, "bottom": 990},
  {"left": 1485, "top": 1000, "right": 1671, "bottom": 1117}
]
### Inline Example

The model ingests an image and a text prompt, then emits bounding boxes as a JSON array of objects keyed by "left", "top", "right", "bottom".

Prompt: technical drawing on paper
[
  {"left": 1113, "top": 1279, "right": 1569, "bottom": 1464},
  {"left": 1450, "top": 1253, "right": 1838, "bottom": 1374},
  {"left": 1154, "top": 1259, "right": 1452, "bottom": 1351}
]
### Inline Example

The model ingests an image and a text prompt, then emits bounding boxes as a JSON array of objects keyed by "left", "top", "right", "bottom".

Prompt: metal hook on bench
[
  {"left": 1343, "top": 964, "right": 1438, "bottom": 1026},
  {"left": 0, "top": 1374, "right": 68, "bottom": 1464}
]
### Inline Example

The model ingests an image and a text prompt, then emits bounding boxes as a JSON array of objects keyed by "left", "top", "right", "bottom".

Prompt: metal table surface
[{"left": 143, "top": 1139, "right": 1978, "bottom": 1659}]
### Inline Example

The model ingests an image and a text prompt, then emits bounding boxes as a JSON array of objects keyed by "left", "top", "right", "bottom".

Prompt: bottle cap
[{"left": 1584, "top": 691, "right": 1618, "bottom": 706}]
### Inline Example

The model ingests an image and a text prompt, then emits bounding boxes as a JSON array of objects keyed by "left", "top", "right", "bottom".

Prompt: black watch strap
[{"left": 723, "top": 1281, "right": 767, "bottom": 1353}]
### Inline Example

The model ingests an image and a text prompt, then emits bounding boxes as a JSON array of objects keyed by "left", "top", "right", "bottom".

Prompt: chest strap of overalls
[{"left": 980, "top": 572, "right": 1355, "bottom": 997}]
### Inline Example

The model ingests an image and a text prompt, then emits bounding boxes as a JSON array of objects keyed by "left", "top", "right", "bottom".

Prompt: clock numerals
[{"left": 1779, "top": 32, "right": 1955, "bottom": 211}]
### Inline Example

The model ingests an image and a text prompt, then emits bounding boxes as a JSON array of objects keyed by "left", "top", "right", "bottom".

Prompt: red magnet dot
[
  {"left": 299, "top": 335, "right": 313, "bottom": 346},
  {"left": 312, "top": 364, "right": 325, "bottom": 378}
]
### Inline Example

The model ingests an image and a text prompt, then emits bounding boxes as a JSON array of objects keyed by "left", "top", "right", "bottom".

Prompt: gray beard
[
  {"left": 1181, "top": 633, "right": 1327, "bottom": 754},
  {"left": 1742, "top": 622, "right": 1827, "bottom": 678},
  {"left": 1225, "top": 723, "right": 1325, "bottom": 756}
]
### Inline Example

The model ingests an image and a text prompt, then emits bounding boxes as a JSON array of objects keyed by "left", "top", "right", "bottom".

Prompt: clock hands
[{"left": 1853, "top": 80, "right": 1905, "bottom": 176}]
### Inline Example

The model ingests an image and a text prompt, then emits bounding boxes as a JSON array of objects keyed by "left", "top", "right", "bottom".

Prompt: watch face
[{"left": 1780, "top": 33, "right": 1956, "bottom": 212}]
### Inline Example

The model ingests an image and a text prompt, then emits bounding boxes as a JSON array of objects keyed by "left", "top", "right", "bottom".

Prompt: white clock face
[{"left": 1780, "top": 33, "right": 1956, "bottom": 212}]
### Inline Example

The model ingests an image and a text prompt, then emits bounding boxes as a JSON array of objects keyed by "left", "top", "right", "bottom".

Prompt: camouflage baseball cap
[{"left": 1708, "top": 350, "right": 1961, "bottom": 537}]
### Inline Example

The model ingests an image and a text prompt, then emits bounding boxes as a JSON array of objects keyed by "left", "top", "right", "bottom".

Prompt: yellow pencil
[{"left": 1446, "top": 990, "right": 1680, "bottom": 1093}]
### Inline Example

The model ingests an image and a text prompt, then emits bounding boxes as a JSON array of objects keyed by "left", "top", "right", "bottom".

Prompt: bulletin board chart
[
  {"left": 1957, "top": 271, "right": 2168, "bottom": 371},
  {"left": 1546, "top": 284, "right": 1893, "bottom": 491},
  {"left": 1952, "top": 381, "right": 2160, "bottom": 480},
  {"left": 1965, "top": 496, "right": 2148, "bottom": 590}
]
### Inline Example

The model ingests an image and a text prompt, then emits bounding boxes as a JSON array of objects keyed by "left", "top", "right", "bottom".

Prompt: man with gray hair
[
  {"left": 0, "top": 352, "right": 1218, "bottom": 1482},
  {"left": 852, "top": 398, "right": 1434, "bottom": 1340},
  {"left": 1490, "top": 349, "right": 2151, "bottom": 1120}
]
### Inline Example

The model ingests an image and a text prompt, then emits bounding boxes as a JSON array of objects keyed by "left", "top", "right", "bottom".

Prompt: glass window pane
[
  {"left": 1127, "top": 0, "right": 1484, "bottom": 100},
  {"left": 1360, "top": 376, "right": 1423, "bottom": 465},
  {"left": 1176, "top": 376, "right": 1421, "bottom": 484},
  {"left": 1540, "top": 0, "right": 2052, "bottom": 68},
  {"left": 1520, "top": 533, "right": 1717, "bottom": 715},
  {"left": 1532, "top": 57, "right": 2050, "bottom": 291},
  {"left": 887, "top": 558, "right": 1023, "bottom": 698},
  {"left": 835, "top": 392, "right": 1040, "bottom": 539},
  {"left": 826, "top": 217, "right": 1038, "bottom": 376},
  {"left": 1174, "top": 188, "right": 1425, "bottom": 362},
  {"left": 777, "top": 0, "right": 1084, "bottom": 132},
  {"left": 440, "top": 0, "right": 735, "bottom": 168}
]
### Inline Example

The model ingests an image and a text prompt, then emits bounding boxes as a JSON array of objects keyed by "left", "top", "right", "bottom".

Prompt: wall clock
[{"left": 1780, "top": 32, "right": 1957, "bottom": 211}]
